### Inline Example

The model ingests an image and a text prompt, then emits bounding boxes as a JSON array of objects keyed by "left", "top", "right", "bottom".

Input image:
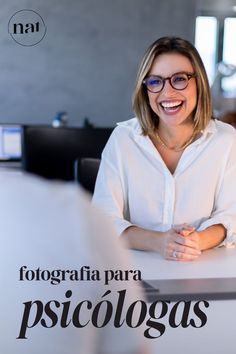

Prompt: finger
[
  {"left": 174, "top": 235, "right": 200, "bottom": 250},
  {"left": 182, "top": 223, "right": 195, "bottom": 231},
  {"left": 172, "top": 243, "right": 201, "bottom": 256},
  {"left": 179, "top": 225, "right": 195, "bottom": 236},
  {"left": 182, "top": 232, "right": 200, "bottom": 245},
  {"left": 167, "top": 250, "right": 201, "bottom": 261},
  {"left": 175, "top": 224, "right": 195, "bottom": 233},
  {"left": 180, "top": 228, "right": 195, "bottom": 237}
]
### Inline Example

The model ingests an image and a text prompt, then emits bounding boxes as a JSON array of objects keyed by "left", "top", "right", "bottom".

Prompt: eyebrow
[{"left": 147, "top": 71, "right": 194, "bottom": 78}]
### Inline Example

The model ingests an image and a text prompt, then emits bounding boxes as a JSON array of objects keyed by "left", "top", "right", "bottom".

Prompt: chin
[
  {"left": 164, "top": 114, "right": 194, "bottom": 126},
  {"left": 160, "top": 117, "right": 187, "bottom": 127}
]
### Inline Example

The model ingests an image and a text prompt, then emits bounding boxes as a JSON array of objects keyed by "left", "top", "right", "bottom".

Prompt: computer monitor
[
  {"left": 22, "top": 125, "right": 113, "bottom": 181},
  {"left": 0, "top": 125, "right": 22, "bottom": 161}
]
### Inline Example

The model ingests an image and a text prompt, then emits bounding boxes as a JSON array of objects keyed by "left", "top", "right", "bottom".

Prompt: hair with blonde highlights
[{"left": 132, "top": 37, "right": 213, "bottom": 135}]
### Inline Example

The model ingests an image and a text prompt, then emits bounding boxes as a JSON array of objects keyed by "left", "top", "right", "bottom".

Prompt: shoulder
[
  {"left": 0, "top": 173, "right": 90, "bottom": 224},
  {"left": 207, "top": 119, "right": 236, "bottom": 147},
  {"left": 0, "top": 173, "right": 98, "bottom": 235},
  {"left": 0, "top": 173, "right": 125, "bottom": 263},
  {"left": 110, "top": 117, "right": 143, "bottom": 140},
  {"left": 106, "top": 117, "right": 143, "bottom": 145},
  {"left": 213, "top": 119, "right": 236, "bottom": 139},
  {"left": 209, "top": 120, "right": 236, "bottom": 162},
  {"left": 101, "top": 117, "right": 144, "bottom": 158},
  {"left": 116, "top": 117, "right": 142, "bottom": 133}
]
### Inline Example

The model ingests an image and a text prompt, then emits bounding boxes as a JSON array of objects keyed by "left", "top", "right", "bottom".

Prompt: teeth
[{"left": 161, "top": 100, "right": 182, "bottom": 108}]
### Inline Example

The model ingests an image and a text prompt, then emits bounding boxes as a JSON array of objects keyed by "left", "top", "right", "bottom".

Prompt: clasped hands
[{"left": 161, "top": 224, "right": 202, "bottom": 261}]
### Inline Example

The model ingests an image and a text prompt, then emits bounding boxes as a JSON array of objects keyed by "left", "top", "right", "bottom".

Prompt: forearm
[
  {"left": 121, "top": 225, "right": 202, "bottom": 261},
  {"left": 120, "top": 225, "right": 163, "bottom": 252},
  {"left": 198, "top": 224, "right": 226, "bottom": 250}
]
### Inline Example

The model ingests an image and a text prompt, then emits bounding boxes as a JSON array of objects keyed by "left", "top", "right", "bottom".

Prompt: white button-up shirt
[{"left": 93, "top": 118, "right": 236, "bottom": 246}]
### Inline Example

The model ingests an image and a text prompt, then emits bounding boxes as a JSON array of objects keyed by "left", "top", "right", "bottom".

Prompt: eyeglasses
[{"left": 143, "top": 72, "right": 196, "bottom": 93}]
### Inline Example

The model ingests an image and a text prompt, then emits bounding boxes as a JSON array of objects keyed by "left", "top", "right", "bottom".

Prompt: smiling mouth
[{"left": 160, "top": 100, "right": 183, "bottom": 113}]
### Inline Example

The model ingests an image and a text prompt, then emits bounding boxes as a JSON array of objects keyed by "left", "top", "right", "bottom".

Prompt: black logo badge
[{"left": 8, "top": 9, "right": 46, "bottom": 46}]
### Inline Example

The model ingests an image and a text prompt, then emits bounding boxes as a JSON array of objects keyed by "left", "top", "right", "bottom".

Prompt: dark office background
[{"left": 0, "top": 0, "right": 233, "bottom": 127}]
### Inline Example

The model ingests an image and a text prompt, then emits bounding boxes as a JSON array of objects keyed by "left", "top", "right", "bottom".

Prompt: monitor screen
[
  {"left": 0, "top": 125, "right": 22, "bottom": 161},
  {"left": 22, "top": 126, "right": 112, "bottom": 180}
]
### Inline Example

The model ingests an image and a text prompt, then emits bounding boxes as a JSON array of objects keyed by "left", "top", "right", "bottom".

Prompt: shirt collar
[
  {"left": 203, "top": 119, "right": 217, "bottom": 134},
  {"left": 116, "top": 117, "right": 217, "bottom": 139},
  {"left": 194, "top": 119, "right": 217, "bottom": 146},
  {"left": 116, "top": 117, "right": 143, "bottom": 135}
]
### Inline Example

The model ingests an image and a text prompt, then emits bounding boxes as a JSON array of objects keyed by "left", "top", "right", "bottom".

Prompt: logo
[{"left": 8, "top": 9, "right": 46, "bottom": 46}]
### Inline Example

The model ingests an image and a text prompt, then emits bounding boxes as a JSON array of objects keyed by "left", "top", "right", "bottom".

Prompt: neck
[{"left": 156, "top": 122, "right": 196, "bottom": 151}]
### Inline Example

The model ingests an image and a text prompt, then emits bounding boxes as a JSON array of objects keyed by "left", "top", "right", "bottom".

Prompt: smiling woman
[
  {"left": 143, "top": 71, "right": 196, "bottom": 124},
  {"left": 144, "top": 53, "right": 197, "bottom": 153},
  {"left": 93, "top": 37, "right": 236, "bottom": 262}
]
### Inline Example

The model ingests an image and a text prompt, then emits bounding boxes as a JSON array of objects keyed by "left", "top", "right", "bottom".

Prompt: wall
[
  {"left": 197, "top": 0, "right": 236, "bottom": 12},
  {"left": 0, "top": 0, "right": 197, "bottom": 127}
]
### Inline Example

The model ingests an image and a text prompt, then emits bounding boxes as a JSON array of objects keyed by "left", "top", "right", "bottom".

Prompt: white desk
[
  {"left": 130, "top": 246, "right": 236, "bottom": 280},
  {"left": 128, "top": 248, "right": 236, "bottom": 354}
]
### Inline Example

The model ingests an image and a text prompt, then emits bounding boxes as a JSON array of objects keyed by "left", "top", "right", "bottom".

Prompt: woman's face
[{"left": 146, "top": 53, "right": 197, "bottom": 128}]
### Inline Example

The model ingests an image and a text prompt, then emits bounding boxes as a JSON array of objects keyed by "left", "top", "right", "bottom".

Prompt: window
[
  {"left": 195, "top": 13, "right": 236, "bottom": 97},
  {"left": 222, "top": 17, "right": 236, "bottom": 96},
  {"left": 195, "top": 16, "right": 217, "bottom": 85}
]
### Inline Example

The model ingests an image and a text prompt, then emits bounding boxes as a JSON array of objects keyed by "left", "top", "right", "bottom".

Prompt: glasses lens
[
  {"left": 145, "top": 76, "right": 163, "bottom": 92},
  {"left": 171, "top": 73, "right": 189, "bottom": 90}
]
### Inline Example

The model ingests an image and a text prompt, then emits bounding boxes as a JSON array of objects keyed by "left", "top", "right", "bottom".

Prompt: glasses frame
[{"left": 143, "top": 71, "right": 196, "bottom": 93}]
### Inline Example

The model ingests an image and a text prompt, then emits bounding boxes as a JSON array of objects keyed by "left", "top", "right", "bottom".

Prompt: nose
[{"left": 162, "top": 78, "right": 176, "bottom": 94}]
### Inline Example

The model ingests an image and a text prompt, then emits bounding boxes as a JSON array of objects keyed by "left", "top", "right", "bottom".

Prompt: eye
[
  {"left": 147, "top": 76, "right": 163, "bottom": 86},
  {"left": 172, "top": 74, "right": 187, "bottom": 83}
]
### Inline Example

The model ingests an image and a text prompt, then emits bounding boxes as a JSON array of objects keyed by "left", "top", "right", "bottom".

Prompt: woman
[{"left": 93, "top": 37, "right": 236, "bottom": 261}]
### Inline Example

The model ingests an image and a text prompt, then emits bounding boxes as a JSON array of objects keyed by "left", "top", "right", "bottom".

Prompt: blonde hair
[{"left": 132, "top": 37, "right": 213, "bottom": 135}]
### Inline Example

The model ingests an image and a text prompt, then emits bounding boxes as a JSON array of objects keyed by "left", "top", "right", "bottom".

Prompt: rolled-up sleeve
[{"left": 197, "top": 138, "right": 236, "bottom": 247}]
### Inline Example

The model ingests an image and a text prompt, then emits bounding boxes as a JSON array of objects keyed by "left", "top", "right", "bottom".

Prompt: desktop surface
[
  {"left": 130, "top": 247, "right": 236, "bottom": 301},
  {"left": 129, "top": 247, "right": 236, "bottom": 354},
  {"left": 130, "top": 246, "right": 236, "bottom": 280}
]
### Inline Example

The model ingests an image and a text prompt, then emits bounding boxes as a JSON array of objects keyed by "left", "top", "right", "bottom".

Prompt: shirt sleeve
[
  {"left": 92, "top": 132, "right": 134, "bottom": 236},
  {"left": 197, "top": 137, "right": 236, "bottom": 247}
]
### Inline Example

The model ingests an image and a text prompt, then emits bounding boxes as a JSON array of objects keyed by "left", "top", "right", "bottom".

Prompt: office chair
[
  {"left": 75, "top": 157, "right": 101, "bottom": 193},
  {"left": 22, "top": 126, "right": 112, "bottom": 181}
]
